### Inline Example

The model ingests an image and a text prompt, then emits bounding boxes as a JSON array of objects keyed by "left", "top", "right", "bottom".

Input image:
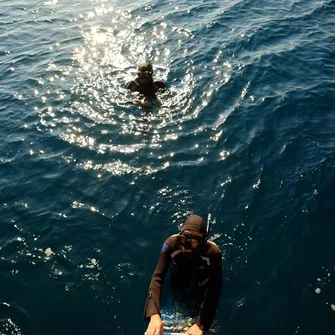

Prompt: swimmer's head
[
  {"left": 137, "top": 62, "right": 153, "bottom": 84},
  {"left": 138, "top": 62, "right": 153, "bottom": 73},
  {"left": 181, "top": 215, "right": 207, "bottom": 238},
  {"left": 178, "top": 215, "right": 208, "bottom": 253}
]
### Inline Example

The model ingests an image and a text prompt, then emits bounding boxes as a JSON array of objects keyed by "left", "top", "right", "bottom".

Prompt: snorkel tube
[
  {"left": 205, "top": 213, "right": 211, "bottom": 242},
  {"left": 186, "top": 213, "right": 212, "bottom": 258}
]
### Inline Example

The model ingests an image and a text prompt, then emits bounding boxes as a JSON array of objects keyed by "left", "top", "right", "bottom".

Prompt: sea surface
[{"left": 1, "top": 0, "right": 335, "bottom": 334}]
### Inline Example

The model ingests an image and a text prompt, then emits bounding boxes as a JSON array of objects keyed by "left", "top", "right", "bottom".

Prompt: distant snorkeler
[{"left": 126, "top": 62, "right": 166, "bottom": 108}]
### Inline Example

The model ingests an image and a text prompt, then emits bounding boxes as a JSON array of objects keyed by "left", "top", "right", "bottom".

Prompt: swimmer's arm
[
  {"left": 153, "top": 79, "right": 167, "bottom": 93},
  {"left": 126, "top": 80, "right": 139, "bottom": 92},
  {"left": 196, "top": 252, "right": 222, "bottom": 330},
  {"left": 125, "top": 80, "right": 151, "bottom": 106}
]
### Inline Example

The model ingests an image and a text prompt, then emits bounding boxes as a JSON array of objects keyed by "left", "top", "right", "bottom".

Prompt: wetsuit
[
  {"left": 126, "top": 78, "right": 166, "bottom": 98},
  {"left": 144, "top": 234, "right": 222, "bottom": 331}
]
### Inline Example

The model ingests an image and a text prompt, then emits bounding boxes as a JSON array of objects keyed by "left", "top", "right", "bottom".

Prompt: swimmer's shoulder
[
  {"left": 126, "top": 79, "right": 140, "bottom": 91},
  {"left": 153, "top": 78, "right": 166, "bottom": 90}
]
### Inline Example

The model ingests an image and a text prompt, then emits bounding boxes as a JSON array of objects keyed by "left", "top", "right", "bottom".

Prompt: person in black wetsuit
[
  {"left": 144, "top": 215, "right": 222, "bottom": 335},
  {"left": 126, "top": 62, "right": 166, "bottom": 107}
]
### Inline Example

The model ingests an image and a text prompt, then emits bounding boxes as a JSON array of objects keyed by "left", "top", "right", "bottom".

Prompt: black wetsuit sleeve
[
  {"left": 196, "top": 249, "right": 222, "bottom": 331},
  {"left": 153, "top": 79, "right": 166, "bottom": 92},
  {"left": 144, "top": 238, "right": 174, "bottom": 319},
  {"left": 126, "top": 80, "right": 139, "bottom": 92}
]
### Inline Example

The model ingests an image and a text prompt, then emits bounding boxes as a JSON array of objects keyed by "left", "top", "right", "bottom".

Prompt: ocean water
[{"left": 1, "top": 0, "right": 335, "bottom": 334}]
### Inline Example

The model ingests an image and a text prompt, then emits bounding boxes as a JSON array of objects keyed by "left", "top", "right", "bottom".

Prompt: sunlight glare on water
[{"left": 35, "top": 1, "right": 233, "bottom": 178}]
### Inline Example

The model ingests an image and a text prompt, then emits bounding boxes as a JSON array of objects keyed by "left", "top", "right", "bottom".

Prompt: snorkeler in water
[
  {"left": 144, "top": 215, "right": 222, "bottom": 335},
  {"left": 126, "top": 62, "right": 166, "bottom": 107}
]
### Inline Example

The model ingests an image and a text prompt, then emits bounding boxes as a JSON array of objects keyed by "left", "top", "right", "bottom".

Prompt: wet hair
[{"left": 138, "top": 62, "right": 153, "bottom": 73}]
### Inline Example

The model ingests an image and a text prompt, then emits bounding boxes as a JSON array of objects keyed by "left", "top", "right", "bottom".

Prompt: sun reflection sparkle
[
  {"left": 219, "top": 151, "right": 230, "bottom": 160},
  {"left": 34, "top": 2, "right": 234, "bottom": 179}
]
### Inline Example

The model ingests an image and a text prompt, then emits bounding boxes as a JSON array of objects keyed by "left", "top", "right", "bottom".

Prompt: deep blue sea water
[{"left": 1, "top": 0, "right": 335, "bottom": 334}]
